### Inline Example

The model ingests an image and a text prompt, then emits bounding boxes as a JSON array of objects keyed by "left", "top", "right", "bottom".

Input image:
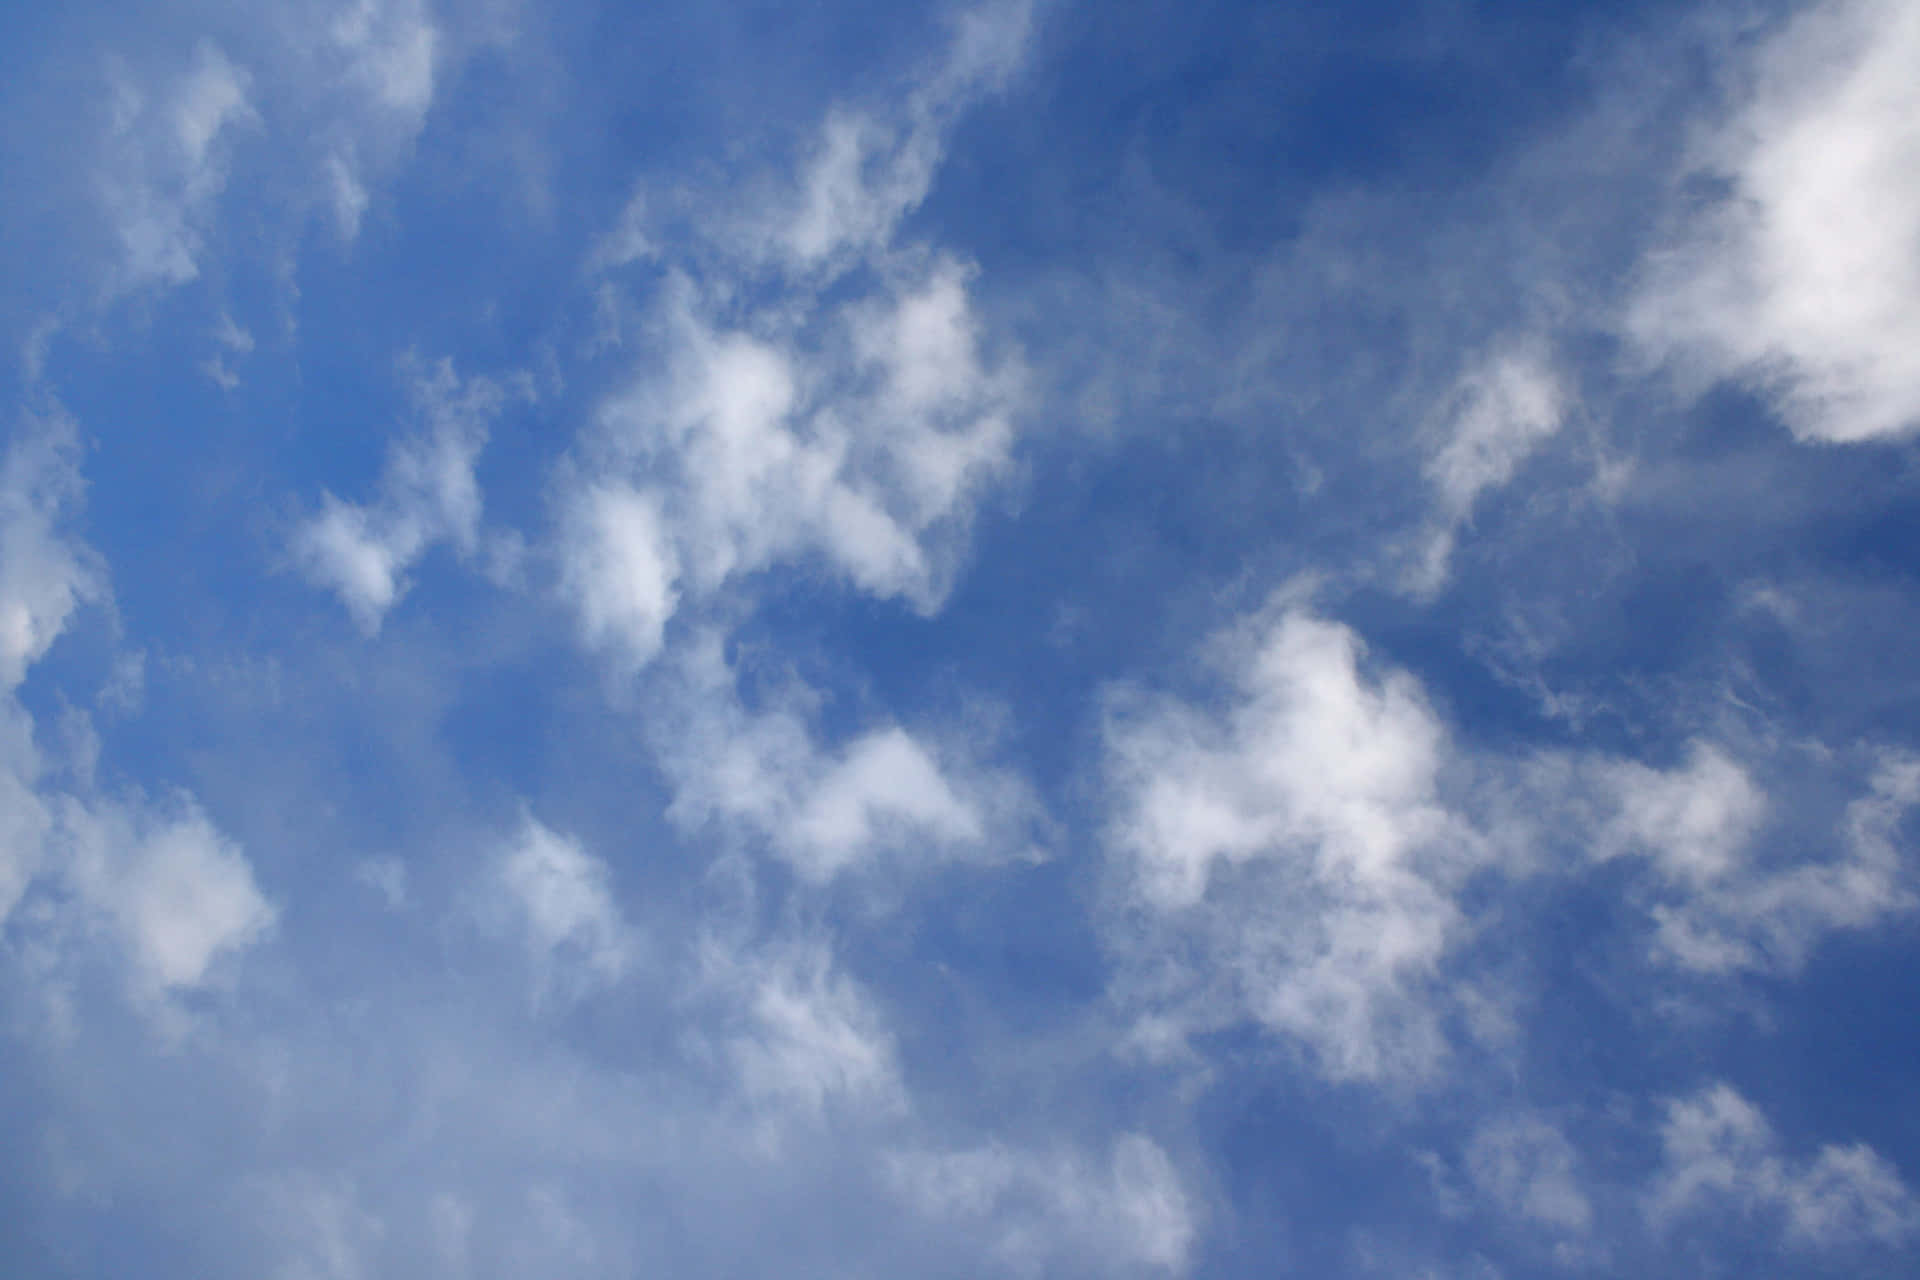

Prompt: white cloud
[
  {"left": 1464, "top": 1115, "right": 1592, "bottom": 1235},
  {"left": 557, "top": 481, "right": 680, "bottom": 670},
  {"left": 352, "top": 857, "right": 407, "bottom": 910},
  {"left": 566, "top": 261, "right": 1014, "bottom": 656},
  {"left": 0, "top": 412, "right": 105, "bottom": 933},
  {"left": 0, "top": 410, "right": 105, "bottom": 693},
  {"left": 202, "top": 311, "right": 256, "bottom": 390},
  {"left": 61, "top": 791, "right": 276, "bottom": 995},
  {"left": 1410, "top": 344, "right": 1566, "bottom": 595},
  {"left": 740, "top": 0, "right": 1032, "bottom": 276},
  {"left": 657, "top": 636, "right": 1029, "bottom": 883},
  {"left": 1103, "top": 604, "right": 1476, "bottom": 1081},
  {"left": 496, "top": 814, "right": 633, "bottom": 990},
  {"left": 1648, "top": 1083, "right": 1919, "bottom": 1250},
  {"left": 703, "top": 936, "right": 904, "bottom": 1122},
  {"left": 0, "top": 701, "right": 52, "bottom": 929},
  {"left": 562, "top": 8, "right": 1027, "bottom": 669},
  {"left": 1629, "top": 0, "right": 1920, "bottom": 442},
  {"left": 321, "top": 0, "right": 440, "bottom": 240},
  {"left": 98, "top": 42, "right": 254, "bottom": 297},
  {"left": 1600, "top": 747, "right": 1915, "bottom": 974},
  {"left": 1600, "top": 744, "right": 1766, "bottom": 887},
  {"left": 888, "top": 1133, "right": 1195, "bottom": 1276},
  {"left": 292, "top": 358, "right": 503, "bottom": 633}
]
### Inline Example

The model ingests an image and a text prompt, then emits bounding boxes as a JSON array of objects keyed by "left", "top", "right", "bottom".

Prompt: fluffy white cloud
[
  {"left": 558, "top": 482, "right": 681, "bottom": 670},
  {"left": 1648, "top": 1083, "right": 1919, "bottom": 1250},
  {"left": 1629, "top": 0, "right": 1920, "bottom": 442},
  {"left": 495, "top": 814, "right": 633, "bottom": 991},
  {"left": 562, "top": 5, "right": 1027, "bottom": 669},
  {"left": 292, "top": 359, "right": 503, "bottom": 633},
  {"left": 658, "top": 635, "right": 1029, "bottom": 882},
  {"left": 888, "top": 1133, "right": 1195, "bottom": 1276},
  {"left": 564, "top": 259, "right": 1016, "bottom": 663},
  {"left": 1104, "top": 603, "right": 1477, "bottom": 1081}
]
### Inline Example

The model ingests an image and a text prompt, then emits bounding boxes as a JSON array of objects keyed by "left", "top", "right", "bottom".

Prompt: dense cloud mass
[{"left": 3, "top": 0, "right": 1920, "bottom": 1276}]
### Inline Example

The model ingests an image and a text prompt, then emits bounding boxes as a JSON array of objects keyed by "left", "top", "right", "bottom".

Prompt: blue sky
[{"left": 4, "top": 0, "right": 1920, "bottom": 1275}]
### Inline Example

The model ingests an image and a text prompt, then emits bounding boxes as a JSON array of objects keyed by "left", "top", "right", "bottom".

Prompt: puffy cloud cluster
[
  {"left": 1104, "top": 603, "right": 1475, "bottom": 1081},
  {"left": 560, "top": 7, "right": 1031, "bottom": 672},
  {"left": 1102, "top": 596, "right": 1920, "bottom": 1083},
  {"left": 1630, "top": 0, "right": 1920, "bottom": 442}
]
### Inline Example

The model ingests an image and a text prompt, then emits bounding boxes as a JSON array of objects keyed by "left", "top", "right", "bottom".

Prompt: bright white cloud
[
  {"left": 557, "top": 481, "right": 680, "bottom": 670},
  {"left": 562, "top": 6, "right": 1027, "bottom": 669},
  {"left": 888, "top": 1133, "right": 1195, "bottom": 1276},
  {"left": 1649, "top": 1083, "right": 1919, "bottom": 1250},
  {"left": 1629, "top": 0, "right": 1920, "bottom": 442},
  {"left": 565, "top": 260, "right": 1015, "bottom": 662},
  {"left": 292, "top": 359, "right": 503, "bottom": 633},
  {"left": 1104, "top": 603, "right": 1476, "bottom": 1081},
  {"left": 496, "top": 814, "right": 633, "bottom": 989}
]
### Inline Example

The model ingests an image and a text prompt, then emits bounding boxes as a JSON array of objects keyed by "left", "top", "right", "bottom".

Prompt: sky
[{"left": 2, "top": 0, "right": 1920, "bottom": 1275}]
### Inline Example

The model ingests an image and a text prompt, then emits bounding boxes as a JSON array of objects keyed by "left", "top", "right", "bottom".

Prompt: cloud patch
[
  {"left": 1629, "top": 0, "right": 1920, "bottom": 442},
  {"left": 292, "top": 358, "right": 505, "bottom": 633}
]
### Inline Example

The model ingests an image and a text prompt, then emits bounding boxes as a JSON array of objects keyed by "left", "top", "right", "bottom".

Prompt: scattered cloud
[
  {"left": 1103, "top": 601, "right": 1477, "bottom": 1081},
  {"left": 657, "top": 634, "right": 1033, "bottom": 882},
  {"left": 1649, "top": 1083, "right": 1920, "bottom": 1250},
  {"left": 494, "top": 813, "right": 633, "bottom": 992},
  {"left": 59, "top": 789, "right": 275, "bottom": 999},
  {"left": 292, "top": 358, "right": 505, "bottom": 633},
  {"left": 1600, "top": 746, "right": 1916, "bottom": 974}
]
